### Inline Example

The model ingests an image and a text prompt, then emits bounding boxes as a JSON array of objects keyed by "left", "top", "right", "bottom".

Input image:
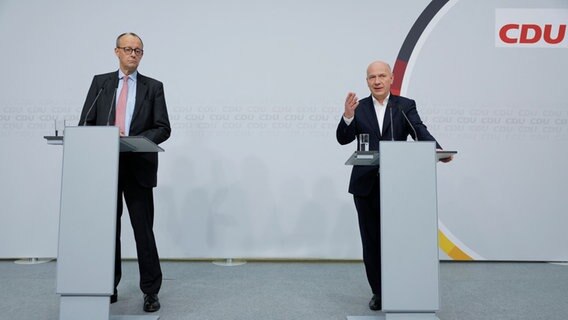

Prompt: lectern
[
  {"left": 46, "top": 126, "right": 163, "bottom": 320},
  {"left": 345, "top": 142, "right": 455, "bottom": 320}
]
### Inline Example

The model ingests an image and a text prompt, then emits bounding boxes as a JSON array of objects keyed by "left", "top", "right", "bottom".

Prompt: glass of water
[
  {"left": 54, "top": 118, "right": 67, "bottom": 136},
  {"left": 359, "top": 133, "right": 369, "bottom": 151}
]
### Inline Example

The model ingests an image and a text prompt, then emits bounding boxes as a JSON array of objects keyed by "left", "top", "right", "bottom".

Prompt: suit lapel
[
  {"left": 362, "top": 97, "right": 381, "bottom": 139},
  {"left": 101, "top": 71, "right": 119, "bottom": 125},
  {"left": 131, "top": 73, "right": 147, "bottom": 128},
  {"left": 381, "top": 95, "right": 398, "bottom": 137}
]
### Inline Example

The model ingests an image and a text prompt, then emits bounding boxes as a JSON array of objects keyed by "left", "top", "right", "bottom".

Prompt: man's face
[
  {"left": 366, "top": 62, "right": 393, "bottom": 101},
  {"left": 115, "top": 35, "right": 143, "bottom": 74}
]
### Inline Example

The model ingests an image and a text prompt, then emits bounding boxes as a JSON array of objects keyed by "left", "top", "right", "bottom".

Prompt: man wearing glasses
[{"left": 79, "top": 32, "right": 171, "bottom": 313}]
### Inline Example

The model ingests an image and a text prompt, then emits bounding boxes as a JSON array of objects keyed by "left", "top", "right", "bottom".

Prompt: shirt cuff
[{"left": 343, "top": 115, "right": 354, "bottom": 125}]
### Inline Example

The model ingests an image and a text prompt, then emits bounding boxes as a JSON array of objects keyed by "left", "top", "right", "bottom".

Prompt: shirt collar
[
  {"left": 372, "top": 94, "right": 390, "bottom": 108},
  {"left": 118, "top": 70, "right": 138, "bottom": 81}
]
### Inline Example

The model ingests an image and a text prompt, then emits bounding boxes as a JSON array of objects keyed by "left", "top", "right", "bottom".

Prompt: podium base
[
  {"left": 60, "top": 296, "right": 109, "bottom": 320},
  {"left": 14, "top": 258, "right": 53, "bottom": 265},
  {"left": 385, "top": 313, "right": 439, "bottom": 320},
  {"left": 347, "top": 313, "right": 439, "bottom": 320},
  {"left": 111, "top": 316, "right": 159, "bottom": 320},
  {"left": 212, "top": 258, "right": 247, "bottom": 266},
  {"left": 60, "top": 296, "right": 160, "bottom": 320}
]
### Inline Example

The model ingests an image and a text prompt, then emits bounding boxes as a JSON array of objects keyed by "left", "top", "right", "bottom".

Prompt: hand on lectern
[
  {"left": 437, "top": 148, "right": 453, "bottom": 163},
  {"left": 343, "top": 92, "right": 359, "bottom": 119}
]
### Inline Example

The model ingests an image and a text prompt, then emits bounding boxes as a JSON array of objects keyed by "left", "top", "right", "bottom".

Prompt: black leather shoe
[
  {"left": 143, "top": 293, "right": 160, "bottom": 312},
  {"left": 110, "top": 289, "right": 118, "bottom": 304},
  {"left": 369, "top": 294, "right": 382, "bottom": 311}
]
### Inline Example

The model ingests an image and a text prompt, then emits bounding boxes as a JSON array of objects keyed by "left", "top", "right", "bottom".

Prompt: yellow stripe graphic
[{"left": 438, "top": 230, "right": 473, "bottom": 260}]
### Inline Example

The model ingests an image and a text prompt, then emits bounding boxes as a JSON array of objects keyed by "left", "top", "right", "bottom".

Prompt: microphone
[
  {"left": 81, "top": 87, "right": 104, "bottom": 126},
  {"left": 105, "top": 82, "right": 119, "bottom": 126},
  {"left": 398, "top": 105, "right": 418, "bottom": 141}
]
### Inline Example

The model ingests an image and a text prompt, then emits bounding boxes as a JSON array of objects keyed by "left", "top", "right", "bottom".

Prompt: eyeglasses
[{"left": 117, "top": 47, "right": 144, "bottom": 56}]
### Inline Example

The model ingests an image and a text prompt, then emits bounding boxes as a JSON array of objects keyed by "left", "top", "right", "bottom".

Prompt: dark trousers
[
  {"left": 353, "top": 178, "right": 381, "bottom": 296},
  {"left": 114, "top": 175, "right": 162, "bottom": 294}
]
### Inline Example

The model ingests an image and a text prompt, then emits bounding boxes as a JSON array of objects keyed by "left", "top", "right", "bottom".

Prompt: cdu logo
[{"left": 495, "top": 9, "right": 568, "bottom": 48}]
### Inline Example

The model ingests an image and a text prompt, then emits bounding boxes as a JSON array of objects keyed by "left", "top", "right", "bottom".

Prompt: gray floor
[{"left": 1, "top": 260, "right": 567, "bottom": 320}]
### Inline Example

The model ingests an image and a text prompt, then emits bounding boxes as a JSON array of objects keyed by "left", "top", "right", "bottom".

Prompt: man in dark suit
[
  {"left": 79, "top": 32, "right": 171, "bottom": 313},
  {"left": 336, "top": 60, "right": 451, "bottom": 311}
]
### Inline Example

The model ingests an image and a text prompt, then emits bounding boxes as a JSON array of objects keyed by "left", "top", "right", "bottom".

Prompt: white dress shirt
[{"left": 343, "top": 94, "right": 390, "bottom": 135}]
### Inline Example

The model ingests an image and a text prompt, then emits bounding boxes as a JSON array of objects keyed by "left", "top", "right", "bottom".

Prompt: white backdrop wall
[{"left": 0, "top": 0, "right": 567, "bottom": 260}]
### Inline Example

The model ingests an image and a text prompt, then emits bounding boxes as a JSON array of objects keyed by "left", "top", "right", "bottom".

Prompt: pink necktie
[{"left": 115, "top": 75, "right": 129, "bottom": 135}]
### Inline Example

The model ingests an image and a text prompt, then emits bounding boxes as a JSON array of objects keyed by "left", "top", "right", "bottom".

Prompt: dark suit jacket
[
  {"left": 79, "top": 71, "right": 171, "bottom": 188},
  {"left": 336, "top": 94, "right": 440, "bottom": 196}
]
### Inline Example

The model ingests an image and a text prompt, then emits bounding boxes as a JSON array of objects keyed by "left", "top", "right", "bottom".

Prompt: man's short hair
[{"left": 116, "top": 32, "right": 144, "bottom": 48}]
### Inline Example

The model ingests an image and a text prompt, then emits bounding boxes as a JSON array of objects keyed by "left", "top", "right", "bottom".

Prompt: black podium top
[
  {"left": 43, "top": 135, "right": 164, "bottom": 153},
  {"left": 345, "top": 150, "right": 457, "bottom": 166}
]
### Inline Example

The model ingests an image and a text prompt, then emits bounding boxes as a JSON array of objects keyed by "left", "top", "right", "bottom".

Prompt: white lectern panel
[
  {"left": 56, "top": 126, "right": 119, "bottom": 295},
  {"left": 380, "top": 141, "right": 439, "bottom": 314}
]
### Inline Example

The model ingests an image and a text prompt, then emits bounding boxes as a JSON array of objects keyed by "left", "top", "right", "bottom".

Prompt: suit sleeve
[
  {"left": 79, "top": 76, "right": 101, "bottom": 126},
  {"left": 403, "top": 100, "right": 442, "bottom": 149},
  {"left": 139, "top": 82, "right": 171, "bottom": 145},
  {"left": 336, "top": 116, "right": 357, "bottom": 145}
]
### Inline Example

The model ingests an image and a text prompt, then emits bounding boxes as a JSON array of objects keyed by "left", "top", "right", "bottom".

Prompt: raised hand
[{"left": 344, "top": 92, "right": 359, "bottom": 119}]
